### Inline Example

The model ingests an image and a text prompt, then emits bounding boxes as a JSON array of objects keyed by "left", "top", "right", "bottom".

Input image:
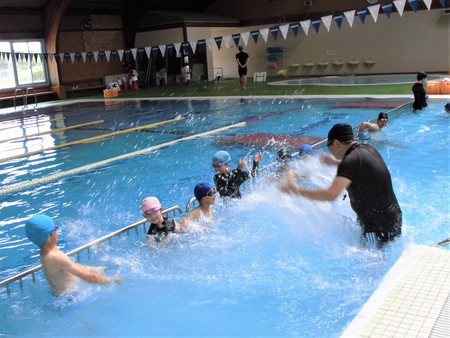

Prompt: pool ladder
[{"left": 14, "top": 87, "right": 38, "bottom": 111}]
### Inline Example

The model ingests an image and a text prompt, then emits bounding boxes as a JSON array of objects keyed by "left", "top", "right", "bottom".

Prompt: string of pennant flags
[{"left": 0, "top": 0, "right": 447, "bottom": 65}]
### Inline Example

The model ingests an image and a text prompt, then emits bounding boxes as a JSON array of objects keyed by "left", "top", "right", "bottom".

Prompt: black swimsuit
[
  {"left": 147, "top": 217, "right": 176, "bottom": 242},
  {"left": 213, "top": 161, "right": 259, "bottom": 199}
]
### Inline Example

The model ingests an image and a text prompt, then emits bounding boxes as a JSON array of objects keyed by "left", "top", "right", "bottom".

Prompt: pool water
[{"left": 0, "top": 98, "right": 448, "bottom": 337}]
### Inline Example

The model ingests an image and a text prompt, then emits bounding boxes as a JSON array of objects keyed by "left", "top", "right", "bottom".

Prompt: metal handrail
[
  {"left": 13, "top": 89, "right": 24, "bottom": 110},
  {"left": 26, "top": 87, "right": 37, "bottom": 109},
  {"left": 0, "top": 205, "right": 183, "bottom": 295}
]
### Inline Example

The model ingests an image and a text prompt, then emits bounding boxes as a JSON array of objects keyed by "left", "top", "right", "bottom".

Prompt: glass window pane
[{"left": 0, "top": 42, "right": 15, "bottom": 89}]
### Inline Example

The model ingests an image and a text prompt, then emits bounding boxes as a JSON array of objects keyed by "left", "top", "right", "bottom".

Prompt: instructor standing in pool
[
  {"left": 281, "top": 123, "right": 402, "bottom": 247},
  {"left": 235, "top": 45, "right": 249, "bottom": 90}
]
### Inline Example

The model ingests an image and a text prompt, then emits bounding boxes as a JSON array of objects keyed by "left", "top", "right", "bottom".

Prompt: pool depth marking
[
  {"left": 0, "top": 117, "right": 184, "bottom": 163},
  {"left": 0, "top": 120, "right": 104, "bottom": 143},
  {"left": 0, "top": 121, "right": 246, "bottom": 195}
]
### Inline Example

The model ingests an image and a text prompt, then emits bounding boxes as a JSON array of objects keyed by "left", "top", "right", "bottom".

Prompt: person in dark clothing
[
  {"left": 281, "top": 123, "right": 402, "bottom": 247},
  {"left": 212, "top": 150, "right": 263, "bottom": 199},
  {"left": 235, "top": 45, "right": 249, "bottom": 89},
  {"left": 141, "top": 196, "right": 187, "bottom": 246},
  {"left": 412, "top": 71, "right": 428, "bottom": 111}
]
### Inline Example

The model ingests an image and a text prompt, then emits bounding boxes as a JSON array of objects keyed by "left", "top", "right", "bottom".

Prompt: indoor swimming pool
[{"left": 0, "top": 97, "right": 448, "bottom": 337}]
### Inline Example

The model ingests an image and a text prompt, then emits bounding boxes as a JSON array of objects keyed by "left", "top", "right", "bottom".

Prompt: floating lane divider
[
  {"left": 0, "top": 116, "right": 65, "bottom": 132},
  {"left": 0, "top": 117, "right": 184, "bottom": 164},
  {"left": 0, "top": 121, "right": 246, "bottom": 196},
  {"left": 0, "top": 120, "right": 104, "bottom": 144}
]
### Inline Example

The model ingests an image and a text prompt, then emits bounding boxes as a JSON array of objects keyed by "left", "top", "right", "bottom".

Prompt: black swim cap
[
  {"left": 378, "top": 112, "right": 388, "bottom": 120},
  {"left": 327, "top": 123, "right": 354, "bottom": 142}
]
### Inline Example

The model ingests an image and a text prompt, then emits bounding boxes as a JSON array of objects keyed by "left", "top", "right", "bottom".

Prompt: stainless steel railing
[{"left": 0, "top": 205, "right": 183, "bottom": 295}]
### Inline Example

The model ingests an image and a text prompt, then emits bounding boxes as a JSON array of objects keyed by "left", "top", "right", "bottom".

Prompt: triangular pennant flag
[
  {"left": 59, "top": 53, "right": 64, "bottom": 63},
  {"left": 260, "top": 28, "right": 269, "bottom": 43},
  {"left": 311, "top": 19, "right": 321, "bottom": 33},
  {"left": 408, "top": 0, "right": 419, "bottom": 12},
  {"left": 439, "top": 0, "right": 447, "bottom": 7},
  {"left": 270, "top": 26, "right": 279, "bottom": 40},
  {"left": 24, "top": 53, "right": 28, "bottom": 62},
  {"left": 117, "top": 49, "right": 124, "bottom": 61},
  {"left": 423, "top": 0, "right": 432, "bottom": 10},
  {"left": 48, "top": 53, "right": 54, "bottom": 63},
  {"left": 300, "top": 20, "right": 311, "bottom": 36},
  {"left": 333, "top": 13, "right": 343, "bottom": 29},
  {"left": 159, "top": 45, "right": 166, "bottom": 57},
  {"left": 99, "top": 51, "right": 106, "bottom": 62},
  {"left": 321, "top": 15, "right": 333, "bottom": 32},
  {"left": 87, "top": 51, "right": 95, "bottom": 62},
  {"left": 130, "top": 48, "right": 137, "bottom": 61},
  {"left": 33, "top": 53, "right": 39, "bottom": 63},
  {"left": 368, "top": 5, "right": 380, "bottom": 22},
  {"left": 81, "top": 52, "right": 87, "bottom": 63},
  {"left": 289, "top": 22, "right": 300, "bottom": 37},
  {"left": 250, "top": 30, "right": 259, "bottom": 44},
  {"left": 393, "top": 0, "right": 406, "bottom": 17},
  {"left": 145, "top": 47, "right": 151, "bottom": 58},
  {"left": 344, "top": 10, "right": 355, "bottom": 27},
  {"left": 206, "top": 39, "right": 214, "bottom": 52},
  {"left": 151, "top": 46, "right": 159, "bottom": 58},
  {"left": 105, "top": 50, "right": 111, "bottom": 62},
  {"left": 173, "top": 43, "right": 181, "bottom": 55},
  {"left": 54, "top": 53, "right": 60, "bottom": 63},
  {"left": 232, "top": 33, "right": 241, "bottom": 47},
  {"left": 137, "top": 48, "right": 145, "bottom": 60},
  {"left": 93, "top": 51, "right": 99, "bottom": 63},
  {"left": 214, "top": 36, "right": 223, "bottom": 49},
  {"left": 356, "top": 8, "right": 367, "bottom": 24},
  {"left": 241, "top": 32, "right": 250, "bottom": 46},
  {"left": 190, "top": 41, "right": 197, "bottom": 54},
  {"left": 70, "top": 52, "right": 75, "bottom": 63},
  {"left": 279, "top": 24, "right": 289, "bottom": 39},
  {"left": 166, "top": 44, "right": 174, "bottom": 57},
  {"left": 381, "top": 3, "right": 393, "bottom": 18},
  {"left": 223, "top": 35, "right": 231, "bottom": 49},
  {"left": 181, "top": 42, "right": 190, "bottom": 54}
]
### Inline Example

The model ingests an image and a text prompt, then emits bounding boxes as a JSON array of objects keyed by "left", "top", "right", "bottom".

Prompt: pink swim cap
[{"left": 141, "top": 197, "right": 162, "bottom": 213}]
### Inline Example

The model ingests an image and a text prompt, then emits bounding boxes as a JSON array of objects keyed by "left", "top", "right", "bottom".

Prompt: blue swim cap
[
  {"left": 25, "top": 214, "right": 56, "bottom": 247},
  {"left": 212, "top": 150, "right": 231, "bottom": 165},
  {"left": 194, "top": 182, "right": 215, "bottom": 202},
  {"left": 299, "top": 144, "right": 313, "bottom": 156}
]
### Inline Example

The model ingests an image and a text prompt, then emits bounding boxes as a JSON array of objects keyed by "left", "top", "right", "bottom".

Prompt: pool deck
[{"left": 341, "top": 244, "right": 450, "bottom": 338}]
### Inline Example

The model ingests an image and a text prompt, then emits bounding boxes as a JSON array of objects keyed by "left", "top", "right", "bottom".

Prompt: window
[{"left": 0, "top": 40, "right": 48, "bottom": 90}]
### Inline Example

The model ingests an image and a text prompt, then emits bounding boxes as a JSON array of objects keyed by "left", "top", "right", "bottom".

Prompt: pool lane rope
[
  {"left": 0, "top": 121, "right": 246, "bottom": 196},
  {"left": 0, "top": 120, "right": 104, "bottom": 144},
  {"left": 0, "top": 117, "right": 184, "bottom": 164}
]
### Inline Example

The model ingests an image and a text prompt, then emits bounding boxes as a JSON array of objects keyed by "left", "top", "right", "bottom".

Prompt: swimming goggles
[
  {"left": 143, "top": 208, "right": 160, "bottom": 217},
  {"left": 326, "top": 139, "right": 334, "bottom": 147},
  {"left": 212, "top": 162, "right": 226, "bottom": 168},
  {"left": 206, "top": 188, "right": 216, "bottom": 196}
]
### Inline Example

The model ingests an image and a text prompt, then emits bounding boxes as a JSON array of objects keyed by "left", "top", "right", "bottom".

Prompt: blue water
[{"left": 0, "top": 98, "right": 448, "bottom": 337}]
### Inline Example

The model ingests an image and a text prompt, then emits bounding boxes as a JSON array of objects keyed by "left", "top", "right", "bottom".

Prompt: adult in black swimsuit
[
  {"left": 235, "top": 45, "right": 249, "bottom": 89},
  {"left": 282, "top": 123, "right": 402, "bottom": 247},
  {"left": 412, "top": 71, "right": 428, "bottom": 111},
  {"left": 212, "top": 150, "right": 263, "bottom": 199}
]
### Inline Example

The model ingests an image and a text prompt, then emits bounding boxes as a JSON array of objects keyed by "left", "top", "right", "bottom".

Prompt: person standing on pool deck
[
  {"left": 235, "top": 45, "right": 249, "bottom": 90},
  {"left": 212, "top": 150, "right": 263, "bottom": 199},
  {"left": 412, "top": 71, "right": 428, "bottom": 111},
  {"left": 25, "top": 214, "right": 122, "bottom": 296},
  {"left": 281, "top": 123, "right": 402, "bottom": 247},
  {"left": 141, "top": 196, "right": 188, "bottom": 246}
]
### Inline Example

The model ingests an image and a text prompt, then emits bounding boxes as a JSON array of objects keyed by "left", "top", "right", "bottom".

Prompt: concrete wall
[{"left": 207, "top": 9, "right": 449, "bottom": 80}]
